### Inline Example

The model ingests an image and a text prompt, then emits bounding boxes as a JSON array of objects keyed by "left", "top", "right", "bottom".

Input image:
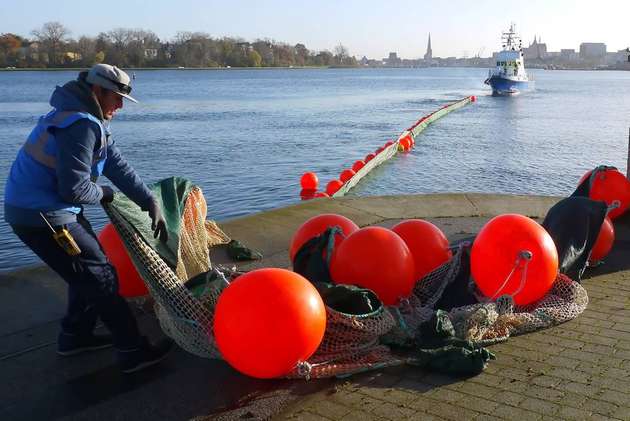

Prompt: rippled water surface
[{"left": 1, "top": 68, "right": 630, "bottom": 271}]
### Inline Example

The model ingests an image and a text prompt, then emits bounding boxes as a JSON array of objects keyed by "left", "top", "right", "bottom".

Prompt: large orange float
[
  {"left": 99, "top": 223, "right": 148, "bottom": 297},
  {"left": 392, "top": 219, "right": 452, "bottom": 281},
  {"left": 329, "top": 226, "right": 415, "bottom": 305},
  {"left": 471, "top": 214, "right": 558, "bottom": 306},
  {"left": 589, "top": 216, "right": 614, "bottom": 263},
  {"left": 214, "top": 268, "right": 326, "bottom": 378},
  {"left": 289, "top": 214, "right": 359, "bottom": 262}
]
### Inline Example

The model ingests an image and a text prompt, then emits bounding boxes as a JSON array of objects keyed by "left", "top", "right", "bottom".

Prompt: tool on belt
[{"left": 40, "top": 212, "right": 81, "bottom": 256}]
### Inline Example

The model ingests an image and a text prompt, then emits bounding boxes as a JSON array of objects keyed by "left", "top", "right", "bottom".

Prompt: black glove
[
  {"left": 146, "top": 199, "right": 168, "bottom": 242},
  {"left": 100, "top": 186, "right": 115, "bottom": 204}
]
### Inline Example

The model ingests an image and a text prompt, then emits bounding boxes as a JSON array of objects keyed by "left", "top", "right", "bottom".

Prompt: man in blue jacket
[{"left": 4, "top": 64, "right": 172, "bottom": 374}]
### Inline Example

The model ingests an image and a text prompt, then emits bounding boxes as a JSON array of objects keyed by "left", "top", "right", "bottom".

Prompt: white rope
[{"left": 491, "top": 250, "right": 532, "bottom": 300}]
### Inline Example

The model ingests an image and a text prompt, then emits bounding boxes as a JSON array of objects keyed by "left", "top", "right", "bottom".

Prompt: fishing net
[
  {"left": 286, "top": 286, "right": 404, "bottom": 379},
  {"left": 289, "top": 244, "right": 588, "bottom": 379},
  {"left": 105, "top": 182, "right": 232, "bottom": 359},
  {"left": 394, "top": 246, "right": 589, "bottom": 345},
  {"left": 105, "top": 180, "right": 589, "bottom": 379}
]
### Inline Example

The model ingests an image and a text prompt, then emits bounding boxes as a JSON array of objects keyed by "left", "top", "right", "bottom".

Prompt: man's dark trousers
[{"left": 11, "top": 213, "right": 141, "bottom": 349}]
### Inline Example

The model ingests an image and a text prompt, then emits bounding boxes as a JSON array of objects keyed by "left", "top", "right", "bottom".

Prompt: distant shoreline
[
  {"left": 0, "top": 66, "right": 331, "bottom": 72},
  {"left": 1, "top": 65, "right": 628, "bottom": 72}
]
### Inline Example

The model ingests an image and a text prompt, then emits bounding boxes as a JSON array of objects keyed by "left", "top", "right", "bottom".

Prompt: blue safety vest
[{"left": 4, "top": 110, "right": 108, "bottom": 214}]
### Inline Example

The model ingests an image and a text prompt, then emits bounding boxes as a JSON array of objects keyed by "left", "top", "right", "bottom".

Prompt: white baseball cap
[{"left": 86, "top": 63, "right": 138, "bottom": 103}]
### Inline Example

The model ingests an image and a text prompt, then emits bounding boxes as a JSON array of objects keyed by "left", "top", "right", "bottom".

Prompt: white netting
[{"left": 106, "top": 187, "right": 589, "bottom": 378}]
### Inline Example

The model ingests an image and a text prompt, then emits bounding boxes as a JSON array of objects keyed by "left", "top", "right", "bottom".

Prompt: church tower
[{"left": 424, "top": 33, "right": 433, "bottom": 60}]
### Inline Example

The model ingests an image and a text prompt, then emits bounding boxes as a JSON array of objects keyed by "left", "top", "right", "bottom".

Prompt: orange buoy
[
  {"left": 340, "top": 169, "right": 356, "bottom": 183},
  {"left": 392, "top": 219, "right": 452, "bottom": 281},
  {"left": 289, "top": 213, "right": 359, "bottom": 261},
  {"left": 590, "top": 216, "right": 614, "bottom": 263},
  {"left": 98, "top": 223, "right": 148, "bottom": 297},
  {"left": 214, "top": 268, "right": 326, "bottom": 379},
  {"left": 399, "top": 137, "right": 411, "bottom": 152},
  {"left": 365, "top": 153, "right": 376, "bottom": 163},
  {"left": 325, "top": 179, "right": 344, "bottom": 196},
  {"left": 352, "top": 160, "right": 365, "bottom": 172},
  {"left": 578, "top": 169, "right": 592, "bottom": 186},
  {"left": 588, "top": 168, "right": 630, "bottom": 219},
  {"left": 300, "top": 189, "right": 316, "bottom": 200},
  {"left": 329, "top": 226, "right": 416, "bottom": 305},
  {"left": 300, "top": 172, "right": 318, "bottom": 190},
  {"left": 313, "top": 191, "right": 330, "bottom": 198},
  {"left": 470, "top": 214, "right": 558, "bottom": 306}
]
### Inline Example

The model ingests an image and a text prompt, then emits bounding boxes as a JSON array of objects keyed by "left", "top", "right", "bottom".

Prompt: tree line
[{"left": 0, "top": 22, "right": 358, "bottom": 69}]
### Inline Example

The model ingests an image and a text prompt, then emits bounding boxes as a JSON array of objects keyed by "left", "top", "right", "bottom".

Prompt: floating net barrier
[
  {"left": 332, "top": 96, "right": 474, "bottom": 198},
  {"left": 105, "top": 178, "right": 589, "bottom": 378}
]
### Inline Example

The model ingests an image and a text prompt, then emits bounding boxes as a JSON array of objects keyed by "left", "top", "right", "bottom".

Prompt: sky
[{"left": 1, "top": 0, "right": 629, "bottom": 59}]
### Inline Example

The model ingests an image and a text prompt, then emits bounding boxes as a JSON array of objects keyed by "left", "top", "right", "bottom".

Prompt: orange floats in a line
[
  {"left": 326, "top": 179, "right": 344, "bottom": 196},
  {"left": 352, "top": 160, "right": 365, "bottom": 172},
  {"left": 300, "top": 172, "right": 318, "bottom": 190},
  {"left": 340, "top": 169, "right": 356, "bottom": 183}
]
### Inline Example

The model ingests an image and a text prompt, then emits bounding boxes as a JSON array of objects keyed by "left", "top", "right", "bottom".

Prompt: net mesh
[
  {"left": 105, "top": 187, "right": 589, "bottom": 378},
  {"left": 287, "top": 302, "right": 404, "bottom": 379},
  {"left": 176, "top": 188, "right": 212, "bottom": 281},
  {"left": 105, "top": 186, "right": 229, "bottom": 359},
  {"left": 411, "top": 251, "right": 587, "bottom": 345}
]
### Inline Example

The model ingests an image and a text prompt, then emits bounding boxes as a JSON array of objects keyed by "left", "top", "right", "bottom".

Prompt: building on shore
[
  {"left": 560, "top": 49, "right": 578, "bottom": 61},
  {"left": 524, "top": 36, "right": 547, "bottom": 60},
  {"left": 605, "top": 49, "right": 630, "bottom": 66},
  {"left": 579, "top": 42, "right": 607, "bottom": 61},
  {"left": 384, "top": 52, "right": 401, "bottom": 66},
  {"left": 424, "top": 34, "right": 433, "bottom": 61}
]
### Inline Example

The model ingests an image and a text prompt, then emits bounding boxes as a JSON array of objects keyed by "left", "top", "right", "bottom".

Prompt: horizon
[{"left": 1, "top": 0, "right": 629, "bottom": 59}]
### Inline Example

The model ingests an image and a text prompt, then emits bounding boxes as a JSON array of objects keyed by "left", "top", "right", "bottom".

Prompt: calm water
[{"left": 1, "top": 68, "right": 630, "bottom": 271}]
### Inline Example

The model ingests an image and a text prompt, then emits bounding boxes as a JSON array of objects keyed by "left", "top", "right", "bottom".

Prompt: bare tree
[
  {"left": 294, "top": 43, "right": 309, "bottom": 66},
  {"left": 100, "top": 28, "right": 133, "bottom": 66},
  {"left": 75, "top": 36, "right": 97, "bottom": 66},
  {"left": 127, "top": 29, "right": 160, "bottom": 67},
  {"left": 31, "top": 21, "right": 71, "bottom": 66},
  {"left": 333, "top": 43, "right": 349, "bottom": 65}
]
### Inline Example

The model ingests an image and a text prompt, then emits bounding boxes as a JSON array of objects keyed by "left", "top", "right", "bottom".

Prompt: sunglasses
[{"left": 97, "top": 72, "right": 132, "bottom": 95}]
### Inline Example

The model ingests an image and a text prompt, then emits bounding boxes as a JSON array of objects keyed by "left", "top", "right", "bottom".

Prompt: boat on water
[{"left": 484, "top": 24, "right": 531, "bottom": 95}]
